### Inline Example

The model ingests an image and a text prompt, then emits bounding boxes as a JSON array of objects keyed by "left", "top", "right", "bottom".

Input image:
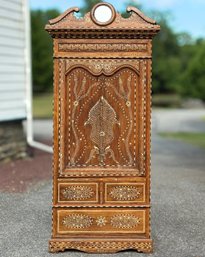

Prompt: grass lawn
[
  {"left": 160, "top": 132, "right": 205, "bottom": 149},
  {"left": 33, "top": 93, "right": 53, "bottom": 119}
]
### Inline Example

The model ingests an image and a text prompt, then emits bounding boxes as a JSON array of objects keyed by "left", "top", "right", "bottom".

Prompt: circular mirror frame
[{"left": 91, "top": 3, "right": 116, "bottom": 26}]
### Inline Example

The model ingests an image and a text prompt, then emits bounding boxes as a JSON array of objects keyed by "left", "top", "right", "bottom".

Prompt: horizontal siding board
[
  {"left": 0, "top": 91, "right": 25, "bottom": 101},
  {"left": 0, "top": 73, "right": 25, "bottom": 83},
  {"left": 0, "top": 110, "right": 26, "bottom": 122},
  {"left": 0, "top": 0, "right": 27, "bottom": 121},
  {"left": 0, "top": 26, "right": 25, "bottom": 39},
  {"left": 0, "top": 8, "right": 24, "bottom": 21},
  {"left": 0, "top": 82, "right": 25, "bottom": 91},
  {"left": 0, "top": 54, "right": 25, "bottom": 65},
  {"left": 0, "top": 100, "right": 25, "bottom": 110},
  {"left": 0, "top": 47, "right": 24, "bottom": 57},
  {"left": 0, "top": 36, "right": 25, "bottom": 48},
  {"left": 0, "top": 64, "right": 25, "bottom": 73},
  {"left": 0, "top": 1, "right": 23, "bottom": 13},
  {"left": 0, "top": 56, "right": 25, "bottom": 65},
  {"left": 1, "top": 0, "right": 22, "bottom": 5},
  {"left": 0, "top": 18, "right": 24, "bottom": 31},
  {"left": 2, "top": 0, "right": 22, "bottom": 4}
]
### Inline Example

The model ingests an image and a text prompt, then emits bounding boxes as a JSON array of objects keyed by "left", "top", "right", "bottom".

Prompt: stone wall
[{"left": 0, "top": 120, "right": 27, "bottom": 162}]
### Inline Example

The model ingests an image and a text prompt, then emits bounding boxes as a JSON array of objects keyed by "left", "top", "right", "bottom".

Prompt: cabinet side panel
[
  {"left": 52, "top": 57, "right": 59, "bottom": 236},
  {"left": 146, "top": 59, "right": 152, "bottom": 236}
]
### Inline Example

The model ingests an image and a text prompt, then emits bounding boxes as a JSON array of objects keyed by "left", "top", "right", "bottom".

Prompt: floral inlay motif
[
  {"left": 84, "top": 96, "right": 120, "bottom": 166},
  {"left": 62, "top": 214, "right": 93, "bottom": 229},
  {"left": 96, "top": 216, "right": 107, "bottom": 227},
  {"left": 111, "top": 214, "right": 140, "bottom": 229},
  {"left": 62, "top": 185, "right": 94, "bottom": 201},
  {"left": 109, "top": 185, "right": 142, "bottom": 201}
]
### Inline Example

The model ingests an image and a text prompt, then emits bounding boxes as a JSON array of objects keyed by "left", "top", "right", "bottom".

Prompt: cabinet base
[{"left": 49, "top": 239, "right": 153, "bottom": 253}]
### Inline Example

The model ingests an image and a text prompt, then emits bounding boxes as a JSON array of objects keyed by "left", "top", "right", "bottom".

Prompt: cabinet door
[{"left": 56, "top": 59, "right": 149, "bottom": 177}]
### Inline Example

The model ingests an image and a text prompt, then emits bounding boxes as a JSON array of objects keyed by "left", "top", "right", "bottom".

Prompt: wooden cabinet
[{"left": 46, "top": 2, "right": 160, "bottom": 253}]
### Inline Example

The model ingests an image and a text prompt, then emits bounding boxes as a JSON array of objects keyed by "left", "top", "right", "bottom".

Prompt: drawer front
[
  {"left": 55, "top": 208, "right": 149, "bottom": 236},
  {"left": 105, "top": 183, "right": 145, "bottom": 204},
  {"left": 58, "top": 183, "right": 99, "bottom": 203}
]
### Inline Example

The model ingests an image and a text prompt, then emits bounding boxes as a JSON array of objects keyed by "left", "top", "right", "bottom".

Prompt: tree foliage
[
  {"left": 31, "top": 9, "right": 60, "bottom": 93},
  {"left": 31, "top": 1, "right": 205, "bottom": 102},
  {"left": 152, "top": 12, "right": 181, "bottom": 94},
  {"left": 180, "top": 40, "right": 205, "bottom": 101},
  {"left": 81, "top": 0, "right": 102, "bottom": 15}
]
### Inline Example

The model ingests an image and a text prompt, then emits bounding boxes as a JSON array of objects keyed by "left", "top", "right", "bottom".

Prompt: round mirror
[{"left": 91, "top": 3, "right": 116, "bottom": 26}]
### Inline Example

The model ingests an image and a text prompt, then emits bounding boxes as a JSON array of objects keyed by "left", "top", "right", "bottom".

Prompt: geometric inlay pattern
[
  {"left": 66, "top": 67, "right": 139, "bottom": 168},
  {"left": 85, "top": 96, "right": 120, "bottom": 166},
  {"left": 111, "top": 214, "right": 141, "bottom": 229},
  {"left": 62, "top": 186, "right": 94, "bottom": 201},
  {"left": 62, "top": 214, "right": 93, "bottom": 229},
  {"left": 109, "top": 186, "right": 142, "bottom": 201}
]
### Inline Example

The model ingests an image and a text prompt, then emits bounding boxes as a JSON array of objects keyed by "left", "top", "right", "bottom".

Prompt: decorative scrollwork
[
  {"left": 111, "top": 214, "right": 140, "bottom": 229},
  {"left": 66, "top": 59, "right": 140, "bottom": 74},
  {"left": 109, "top": 185, "right": 142, "bottom": 201},
  {"left": 62, "top": 214, "right": 93, "bottom": 229},
  {"left": 62, "top": 185, "right": 94, "bottom": 200}
]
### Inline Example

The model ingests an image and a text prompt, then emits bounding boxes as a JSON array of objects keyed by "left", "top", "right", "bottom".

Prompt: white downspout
[{"left": 24, "top": 0, "right": 53, "bottom": 153}]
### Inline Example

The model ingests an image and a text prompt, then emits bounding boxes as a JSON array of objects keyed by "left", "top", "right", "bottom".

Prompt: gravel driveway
[
  {"left": 2, "top": 109, "right": 205, "bottom": 257},
  {"left": 153, "top": 109, "right": 205, "bottom": 133},
  {"left": 1, "top": 133, "right": 205, "bottom": 257}
]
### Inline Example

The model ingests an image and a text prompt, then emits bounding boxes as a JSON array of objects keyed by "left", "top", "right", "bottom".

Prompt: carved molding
[
  {"left": 59, "top": 43, "right": 147, "bottom": 52},
  {"left": 59, "top": 169, "right": 140, "bottom": 178},
  {"left": 49, "top": 240, "right": 153, "bottom": 253},
  {"left": 65, "top": 59, "right": 140, "bottom": 75},
  {"left": 139, "top": 60, "right": 147, "bottom": 176},
  {"left": 48, "top": 7, "right": 79, "bottom": 25}
]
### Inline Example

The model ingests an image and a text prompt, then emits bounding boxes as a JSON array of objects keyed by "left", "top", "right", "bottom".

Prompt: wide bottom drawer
[{"left": 53, "top": 208, "right": 150, "bottom": 237}]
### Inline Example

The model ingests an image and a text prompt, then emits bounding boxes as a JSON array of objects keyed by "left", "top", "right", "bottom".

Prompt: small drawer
[
  {"left": 58, "top": 183, "right": 99, "bottom": 203},
  {"left": 55, "top": 208, "right": 149, "bottom": 236},
  {"left": 105, "top": 182, "right": 145, "bottom": 204}
]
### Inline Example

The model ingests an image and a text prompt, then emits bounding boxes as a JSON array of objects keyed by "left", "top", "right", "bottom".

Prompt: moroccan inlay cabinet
[{"left": 45, "top": 2, "right": 160, "bottom": 254}]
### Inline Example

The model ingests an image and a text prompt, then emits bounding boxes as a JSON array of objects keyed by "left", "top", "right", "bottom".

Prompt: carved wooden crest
[{"left": 45, "top": 4, "right": 160, "bottom": 39}]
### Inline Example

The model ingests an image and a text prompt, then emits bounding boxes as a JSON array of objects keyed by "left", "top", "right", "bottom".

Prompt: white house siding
[{"left": 0, "top": 0, "right": 27, "bottom": 121}]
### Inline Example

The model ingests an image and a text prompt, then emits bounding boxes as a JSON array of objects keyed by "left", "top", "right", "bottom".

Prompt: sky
[{"left": 29, "top": 0, "right": 205, "bottom": 38}]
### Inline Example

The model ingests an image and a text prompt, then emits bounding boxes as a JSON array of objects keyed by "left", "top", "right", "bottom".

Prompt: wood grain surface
[{"left": 46, "top": 2, "right": 160, "bottom": 253}]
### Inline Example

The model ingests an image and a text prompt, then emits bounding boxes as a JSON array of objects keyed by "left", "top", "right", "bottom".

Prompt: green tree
[
  {"left": 81, "top": 0, "right": 102, "bottom": 15},
  {"left": 181, "top": 40, "right": 205, "bottom": 100},
  {"left": 152, "top": 12, "right": 181, "bottom": 94},
  {"left": 122, "top": 5, "right": 183, "bottom": 95},
  {"left": 30, "top": 2, "right": 205, "bottom": 102},
  {"left": 31, "top": 9, "right": 60, "bottom": 93}
]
